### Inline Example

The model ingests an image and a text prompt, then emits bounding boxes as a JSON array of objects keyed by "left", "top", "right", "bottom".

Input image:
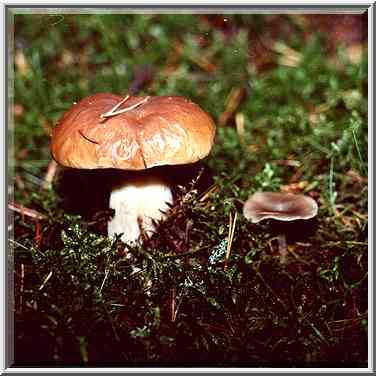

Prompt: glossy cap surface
[{"left": 51, "top": 93, "right": 216, "bottom": 170}]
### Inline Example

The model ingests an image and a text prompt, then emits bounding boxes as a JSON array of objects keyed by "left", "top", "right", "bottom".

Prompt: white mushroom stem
[{"left": 107, "top": 174, "right": 173, "bottom": 244}]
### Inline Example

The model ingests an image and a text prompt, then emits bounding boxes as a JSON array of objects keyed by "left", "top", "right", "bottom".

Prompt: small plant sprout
[
  {"left": 50, "top": 93, "right": 216, "bottom": 244},
  {"left": 243, "top": 192, "right": 318, "bottom": 263}
]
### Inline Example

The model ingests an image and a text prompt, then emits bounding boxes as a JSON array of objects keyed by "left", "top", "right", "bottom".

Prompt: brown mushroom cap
[
  {"left": 243, "top": 192, "right": 318, "bottom": 223},
  {"left": 50, "top": 93, "right": 216, "bottom": 170}
]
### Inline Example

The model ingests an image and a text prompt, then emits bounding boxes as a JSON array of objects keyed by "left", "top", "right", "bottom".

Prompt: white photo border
[{"left": 1, "top": 1, "right": 373, "bottom": 374}]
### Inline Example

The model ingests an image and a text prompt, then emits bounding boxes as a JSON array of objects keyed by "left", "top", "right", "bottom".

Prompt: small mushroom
[
  {"left": 243, "top": 191, "right": 318, "bottom": 263},
  {"left": 243, "top": 192, "right": 318, "bottom": 223},
  {"left": 51, "top": 93, "right": 216, "bottom": 244}
]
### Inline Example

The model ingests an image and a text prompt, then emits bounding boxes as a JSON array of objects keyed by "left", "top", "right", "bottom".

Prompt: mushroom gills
[{"left": 108, "top": 175, "right": 173, "bottom": 244}]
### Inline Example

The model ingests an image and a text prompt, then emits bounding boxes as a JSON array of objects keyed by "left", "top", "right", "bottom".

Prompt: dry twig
[
  {"left": 225, "top": 211, "right": 238, "bottom": 268},
  {"left": 219, "top": 87, "right": 246, "bottom": 126},
  {"left": 9, "top": 202, "right": 46, "bottom": 220},
  {"left": 171, "top": 288, "right": 176, "bottom": 322},
  {"left": 42, "top": 160, "right": 58, "bottom": 190},
  {"left": 100, "top": 96, "right": 150, "bottom": 119},
  {"left": 39, "top": 270, "right": 53, "bottom": 291}
]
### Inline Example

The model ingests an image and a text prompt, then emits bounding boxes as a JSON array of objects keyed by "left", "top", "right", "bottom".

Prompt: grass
[{"left": 10, "top": 12, "right": 368, "bottom": 367}]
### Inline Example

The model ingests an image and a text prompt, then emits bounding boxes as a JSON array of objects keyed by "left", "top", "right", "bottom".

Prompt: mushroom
[
  {"left": 50, "top": 93, "right": 216, "bottom": 244},
  {"left": 243, "top": 191, "right": 318, "bottom": 263}
]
